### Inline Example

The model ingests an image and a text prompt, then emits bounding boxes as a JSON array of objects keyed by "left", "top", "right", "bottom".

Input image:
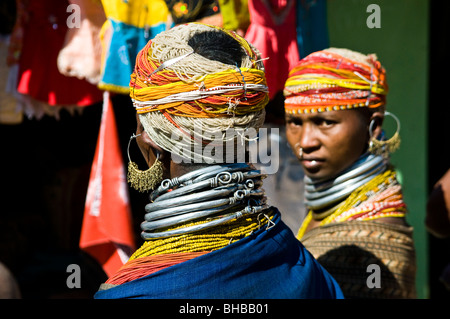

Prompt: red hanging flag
[{"left": 80, "top": 91, "right": 135, "bottom": 277}]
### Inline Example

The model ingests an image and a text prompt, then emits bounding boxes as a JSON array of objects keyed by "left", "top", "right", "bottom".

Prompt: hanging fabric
[
  {"left": 80, "top": 91, "right": 136, "bottom": 277},
  {"left": 98, "top": 0, "right": 173, "bottom": 94},
  {"left": 57, "top": 0, "right": 106, "bottom": 85},
  {"left": 12, "top": 0, "right": 103, "bottom": 119},
  {"left": 245, "top": 0, "right": 299, "bottom": 100}
]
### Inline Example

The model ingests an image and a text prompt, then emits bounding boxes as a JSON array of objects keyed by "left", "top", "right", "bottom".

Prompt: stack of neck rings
[
  {"left": 283, "top": 48, "right": 388, "bottom": 114},
  {"left": 107, "top": 163, "right": 274, "bottom": 286},
  {"left": 105, "top": 23, "right": 274, "bottom": 286},
  {"left": 297, "top": 152, "right": 407, "bottom": 239}
]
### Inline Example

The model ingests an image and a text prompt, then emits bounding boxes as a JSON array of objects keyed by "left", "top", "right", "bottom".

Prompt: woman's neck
[{"left": 304, "top": 153, "right": 388, "bottom": 211}]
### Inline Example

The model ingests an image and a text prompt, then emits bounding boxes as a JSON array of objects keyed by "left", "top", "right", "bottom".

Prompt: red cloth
[
  {"left": 245, "top": 0, "right": 299, "bottom": 100},
  {"left": 80, "top": 92, "right": 135, "bottom": 277},
  {"left": 105, "top": 252, "right": 208, "bottom": 285},
  {"left": 15, "top": 0, "right": 102, "bottom": 106}
]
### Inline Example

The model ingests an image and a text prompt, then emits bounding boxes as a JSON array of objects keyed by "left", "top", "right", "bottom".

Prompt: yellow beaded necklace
[
  {"left": 130, "top": 210, "right": 274, "bottom": 260},
  {"left": 297, "top": 169, "right": 405, "bottom": 239}
]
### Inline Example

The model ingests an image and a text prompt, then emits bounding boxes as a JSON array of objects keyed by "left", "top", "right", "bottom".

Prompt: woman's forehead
[
  {"left": 286, "top": 110, "right": 344, "bottom": 119},
  {"left": 286, "top": 108, "right": 369, "bottom": 120}
]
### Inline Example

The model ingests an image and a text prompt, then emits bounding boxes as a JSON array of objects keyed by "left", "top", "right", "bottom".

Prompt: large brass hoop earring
[
  {"left": 368, "top": 111, "right": 401, "bottom": 157},
  {"left": 127, "top": 133, "right": 164, "bottom": 192}
]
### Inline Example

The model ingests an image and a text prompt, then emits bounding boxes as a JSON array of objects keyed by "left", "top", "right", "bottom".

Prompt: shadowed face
[
  {"left": 286, "top": 109, "right": 372, "bottom": 180},
  {"left": 135, "top": 114, "right": 158, "bottom": 168}
]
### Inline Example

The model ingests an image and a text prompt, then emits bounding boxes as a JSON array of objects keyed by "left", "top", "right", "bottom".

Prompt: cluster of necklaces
[
  {"left": 304, "top": 153, "right": 388, "bottom": 212},
  {"left": 297, "top": 153, "right": 406, "bottom": 239},
  {"left": 130, "top": 163, "right": 275, "bottom": 260}
]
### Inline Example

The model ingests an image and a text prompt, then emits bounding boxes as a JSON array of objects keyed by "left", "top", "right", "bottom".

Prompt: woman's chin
[
  {"left": 302, "top": 161, "right": 325, "bottom": 178},
  {"left": 302, "top": 164, "right": 336, "bottom": 181}
]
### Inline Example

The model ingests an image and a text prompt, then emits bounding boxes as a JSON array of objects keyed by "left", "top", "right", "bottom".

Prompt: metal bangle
[
  {"left": 150, "top": 163, "right": 252, "bottom": 201},
  {"left": 144, "top": 198, "right": 234, "bottom": 221},
  {"left": 305, "top": 168, "right": 387, "bottom": 210},
  {"left": 154, "top": 169, "right": 263, "bottom": 202},
  {"left": 304, "top": 153, "right": 385, "bottom": 190},
  {"left": 141, "top": 203, "right": 242, "bottom": 231},
  {"left": 141, "top": 204, "right": 269, "bottom": 239},
  {"left": 146, "top": 186, "right": 239, "bottom": 212},
  {"left": 304, "top": 161, "right": 386, "bottom": 200}
]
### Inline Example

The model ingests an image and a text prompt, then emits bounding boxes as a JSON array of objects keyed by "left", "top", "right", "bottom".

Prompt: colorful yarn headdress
[
  {"left": 284, "top": 48, "right": 388, "bottom": 114},
  {"left": 130, "top": 23, "right": 268, "bottom": 163}
]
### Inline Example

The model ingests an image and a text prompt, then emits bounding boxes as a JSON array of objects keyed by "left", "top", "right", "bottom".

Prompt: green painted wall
[{"left": 326, "top": 0, "right": 429, "bottom": 298}]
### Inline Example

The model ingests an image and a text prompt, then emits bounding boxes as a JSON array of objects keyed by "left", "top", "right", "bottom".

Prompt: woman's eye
[
  {"left": 287, "top": 118, "right": 302, "bottom": 126},
  {"left": 316, "top": 118, "right": 335, "bottom": 127}
]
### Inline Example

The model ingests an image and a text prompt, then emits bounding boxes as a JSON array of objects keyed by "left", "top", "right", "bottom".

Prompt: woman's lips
[{"left": 301, "top": 158, "right": 323, "bottom": 171}]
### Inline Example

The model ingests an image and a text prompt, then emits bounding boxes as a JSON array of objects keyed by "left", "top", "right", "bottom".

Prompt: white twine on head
[
  {"left": 138, "top": 23, "right": 267, "bottom": 163},
  {"left": 226, "top": 97, "right": 239, "bottom": 116},
  {"left": 132, "top": 84, "right": 268, "bottom": 108},
  {"left": 149, "top": 23, "right": 258, "bottom": 83},
  {"left": 147, "top": 50, "right": 195, "bottom": 82}
]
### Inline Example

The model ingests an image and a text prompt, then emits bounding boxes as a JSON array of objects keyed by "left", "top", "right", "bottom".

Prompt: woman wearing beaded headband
[
  {"left": 284, "top": 48, "right": 416, "bottom": 299},
  {"left": 94, "top": 23, "right": 343, "bottom": 299}
]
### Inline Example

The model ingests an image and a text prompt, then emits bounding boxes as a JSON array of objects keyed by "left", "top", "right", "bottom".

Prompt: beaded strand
[
  {"left": 297, "top": 169, "right": 406, "bottom": 239},
  {"left": 130, "top": 212, "right": 274, "bottom": 260}
]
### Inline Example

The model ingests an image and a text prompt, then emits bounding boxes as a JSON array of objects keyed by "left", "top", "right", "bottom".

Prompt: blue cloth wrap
[{"left": 95, "top": 208, "right": 344, "bottom": 299}]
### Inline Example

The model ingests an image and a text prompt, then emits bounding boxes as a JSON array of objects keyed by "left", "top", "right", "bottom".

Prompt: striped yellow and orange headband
[
  {"left": 129, "top": 23, "right": 269, "bottom": 119},
  {"left": 283, "top": 48, "right": 388, "bottom": 114}
]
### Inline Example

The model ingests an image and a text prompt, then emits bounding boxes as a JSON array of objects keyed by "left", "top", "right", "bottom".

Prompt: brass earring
[
  {"left": 368, "top": 111, "right": 401, "bottom": 157},
  {"left": 127, "top": 133, "right": 164, "bottom": 192}
]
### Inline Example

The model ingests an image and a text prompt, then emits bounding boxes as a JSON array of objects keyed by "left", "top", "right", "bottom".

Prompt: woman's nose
[{"left": 298, "top": 123, "right": 321, "bottom": 152}]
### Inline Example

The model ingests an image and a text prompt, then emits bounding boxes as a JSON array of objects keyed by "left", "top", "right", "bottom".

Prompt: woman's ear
[
  {"left": 369, "top": 111, "right": 385, "bottom": 140},
  {"left": 135, "top": 115, "right": 168, "bottom": 167}
]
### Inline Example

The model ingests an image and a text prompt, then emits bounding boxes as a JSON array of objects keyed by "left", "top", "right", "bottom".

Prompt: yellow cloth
[
  {"left": 100, "top": 0, "right": 171, "bottom": 28},
  {"left": 218, "top": 0, "right": 250, "bottom": 31}
]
